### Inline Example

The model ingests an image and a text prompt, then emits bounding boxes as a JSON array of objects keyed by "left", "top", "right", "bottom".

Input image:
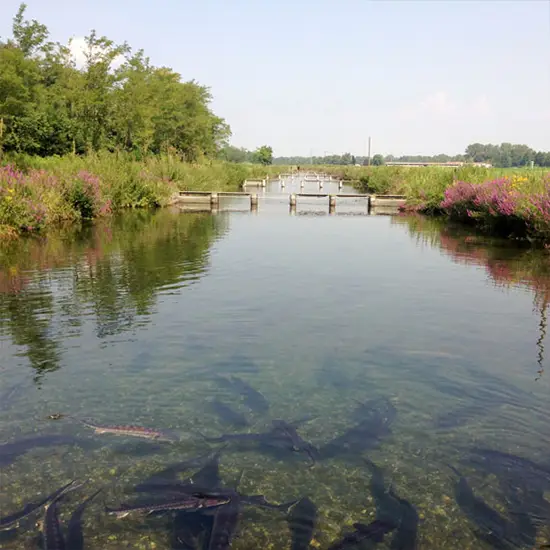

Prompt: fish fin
[
  {"left": 306, "top": 452, "right": 316, "bottom": 468},
  {"left": 232, "top": 469, "right": 245, "bottom": 490},
  {"left": 277, "top": 498, "right": 301, "bottom": 513},
  {"left": 278, "top": 415, "right": 313, "bottom": 429},
  {"left": 193, "top": 430, "right": 223, "bottom": 443},
  {"left": 50, "top": 479, "right": 84, "bottom": 505},
  {"left": 363, "top": 456, "right": 375, "bottom": 468},
  {"left": 83, "top": 488, "right": 102, "bottom": 504},
  {"left": 447, "top": 463, "right": 462, "bottom": 477}
]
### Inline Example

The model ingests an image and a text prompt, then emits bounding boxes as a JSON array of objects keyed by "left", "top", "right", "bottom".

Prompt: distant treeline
[
  {"left": 218, "top": 144, "right": 273, "bottom": 165},
  {"left": 272, "top": 143, "right": 550, "bottom": 168},
  {"left": 0, "top": 4, "right": 231, "bottom": 160}
]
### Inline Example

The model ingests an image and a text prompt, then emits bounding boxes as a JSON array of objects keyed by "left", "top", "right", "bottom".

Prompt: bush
[
  {"left": 436, "top": 173, "right": 550, "bottom": 242},
  {"left": 0, "top": 152, "right": 286, "bottom": 236}
]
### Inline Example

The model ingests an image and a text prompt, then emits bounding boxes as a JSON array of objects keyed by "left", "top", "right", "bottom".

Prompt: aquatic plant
[
  {"left": 0, "top": 153, "right": 284, "bottom": 236},
  {"left": 437, "top": 173, "right": 550, "bottom": 242}
]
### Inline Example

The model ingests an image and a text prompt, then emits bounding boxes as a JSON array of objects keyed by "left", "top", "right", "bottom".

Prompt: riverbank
[
  {"left": 402, "top": 172, "right": 550, "bottom": 245},
  {"left": 316, "top": 164, "right": 550, "bottom": 245},
  {"left": 0, "top": 153, "right": 284, "bottom": 238},
  {"left": 2, "top": 156, "right": 550, "bottom": 244}
]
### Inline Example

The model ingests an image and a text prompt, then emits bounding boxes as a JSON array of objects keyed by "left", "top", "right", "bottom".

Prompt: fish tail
[
  {"left": 51, "top": 479, "right": 84, "bottom": 504},
  {"left": 105, "top": 506, "right": 126, "bottom": 518},
  {"left": 83, "top": 487, "right": 102, "bottom": 505},
  {"left": 232, "top": 469, "right": 245, "bottom": 490},
  {"left": 75, "top": 417, "right": 98, "bottom": 430}
]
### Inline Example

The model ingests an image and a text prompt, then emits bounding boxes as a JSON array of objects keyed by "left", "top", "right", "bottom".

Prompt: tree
[
  {"left": 0, "top": 3, "right": 232, "bottom": 159},
  {"left": 11, "top": 3, "right": 50, "bottom": 57},
  {"left": 254, "top": 145, "right": 273, "bottom": 165},
  {"left": 463, "top": 142, "right": 544, "bottom": 167},
  {"left": 371, "top": 154, "right": 384, "bottom": 166}
]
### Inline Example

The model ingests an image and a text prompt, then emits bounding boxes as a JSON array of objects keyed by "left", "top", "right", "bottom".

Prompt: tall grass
[
  {"left": 310, "top": 164, "right": 550, "bottom": 243},
  {"left": 3, "top": 154, "right": 549, "bottom": 243},
  {"left": 0, "top": 153, "right": 285, "bottom": 237},
  {"left": 311, "top": 164, "right": 546, "bottom": 197}
]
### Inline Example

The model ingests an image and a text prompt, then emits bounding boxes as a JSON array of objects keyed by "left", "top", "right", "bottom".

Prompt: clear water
[{"left": 1, "top": 175, "right": 549, "bottom": 549}]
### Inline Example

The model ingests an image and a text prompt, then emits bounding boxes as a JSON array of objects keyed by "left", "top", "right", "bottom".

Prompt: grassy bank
[
  {"left": 0, "top": 153, "right": 284, "bottom": 238},
  {"left": 309, "top": 164, "right": 550, "bottom": 244}
]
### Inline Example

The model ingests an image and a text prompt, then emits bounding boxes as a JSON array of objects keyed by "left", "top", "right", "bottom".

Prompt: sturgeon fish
[
  {"left": 1, "top": 479, "right": 80, "bottom": 532},
  {"left": 106, "top": 494, "right": 230, "bottom": 519},
  {"left": 78, "top": 419, "right": 179, "bottom": 442},
  {"left": 42, "top": 480, "right": 85, "bottom": 550},
  {"left": 327, "top": 519, "right": 397, "bottom": 550},
  {"left": 66, "top": 489, "right": 102, "bottom": 550}
]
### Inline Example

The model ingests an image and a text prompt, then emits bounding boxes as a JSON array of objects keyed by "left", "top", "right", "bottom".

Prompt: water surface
[{"left": 1, "top": 178, "right": 549, "bottom": 549}]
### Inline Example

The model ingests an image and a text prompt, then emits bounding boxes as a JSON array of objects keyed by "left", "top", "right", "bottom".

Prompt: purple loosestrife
[{"left": 438, "top": 173, "right": 550, "bottom": 242}]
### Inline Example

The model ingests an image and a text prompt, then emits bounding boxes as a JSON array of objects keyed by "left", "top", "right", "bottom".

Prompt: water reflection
[
  {"left": 393, "top": 215, "right": 550, "bottom": 381},
  {"left": 0, "top": 210, "right": 228, "bottom": 385},
  {"left": 1, "top": 207, "right": 550, "bottom": 549}
]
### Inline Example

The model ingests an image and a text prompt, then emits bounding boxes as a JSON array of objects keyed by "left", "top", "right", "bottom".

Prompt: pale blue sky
[{"left": 1, "top": 0, "right": 549, "bottom": 157}]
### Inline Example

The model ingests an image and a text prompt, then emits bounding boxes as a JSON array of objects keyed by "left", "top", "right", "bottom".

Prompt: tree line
[
  {"left": 0, "top": 4, "right": 232, "bottom": 160},
  {"left": 218, "top": 144, "right": 273, "bottom": 165},
  {"left": 272, "top": 143, "right": 550, "bottom": 168},
  {"left": 1, "top": 5, "right": 546, "bottom": 170}
]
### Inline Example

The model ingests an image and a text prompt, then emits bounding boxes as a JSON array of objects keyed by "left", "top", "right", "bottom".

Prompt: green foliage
[
  {"left": 465, "top": 142, "right": 550, "bottom": 167},
  {"left": 218, "top": 144, "right": 258, "bottom": 163},
  {"left": 0, "top": 4, "right": 230, "bottom": 160},
  {"left": 254, "top": 145, "right": 273, "bottom": 165},
  {"left": 274, "top": 144, "right": 550, "bottom": 168},
  {"left": 371, "top": 154, "right": 384, "bottom": 166},
  {"left": 0, "top": 152, "right": 284, "bottom": 235},
  {"left": 274, "top": 152, "right": 357, "bottom": 166}
]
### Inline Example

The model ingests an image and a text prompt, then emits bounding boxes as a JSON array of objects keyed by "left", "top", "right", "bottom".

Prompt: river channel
[{"left": 1, "top": 175, "right": 549, "bottom": 549}]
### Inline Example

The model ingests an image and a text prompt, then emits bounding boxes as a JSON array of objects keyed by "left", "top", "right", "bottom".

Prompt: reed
[{"left": 0, "top": 153, "right": 284, "bottom": 237}]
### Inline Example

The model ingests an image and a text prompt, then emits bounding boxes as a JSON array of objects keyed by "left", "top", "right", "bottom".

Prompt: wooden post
[{"left": 290, "top": 193, "right": 297, "bottom": 208}]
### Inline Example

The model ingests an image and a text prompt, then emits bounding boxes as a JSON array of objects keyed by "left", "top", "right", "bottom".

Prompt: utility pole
[{"left": 367, "top": 136, "right": 372, "bottom": 166}]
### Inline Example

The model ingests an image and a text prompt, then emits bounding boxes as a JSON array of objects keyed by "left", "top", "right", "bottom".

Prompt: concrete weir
[
  {"left": 242, "top": 179, "right": 266, "bottom": 188},
  {"left": 170, "top": 190, "right": 406, "bottom": 213},
  {"left": 370, "top": 195, "right": 407, "bottom": 207}
]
